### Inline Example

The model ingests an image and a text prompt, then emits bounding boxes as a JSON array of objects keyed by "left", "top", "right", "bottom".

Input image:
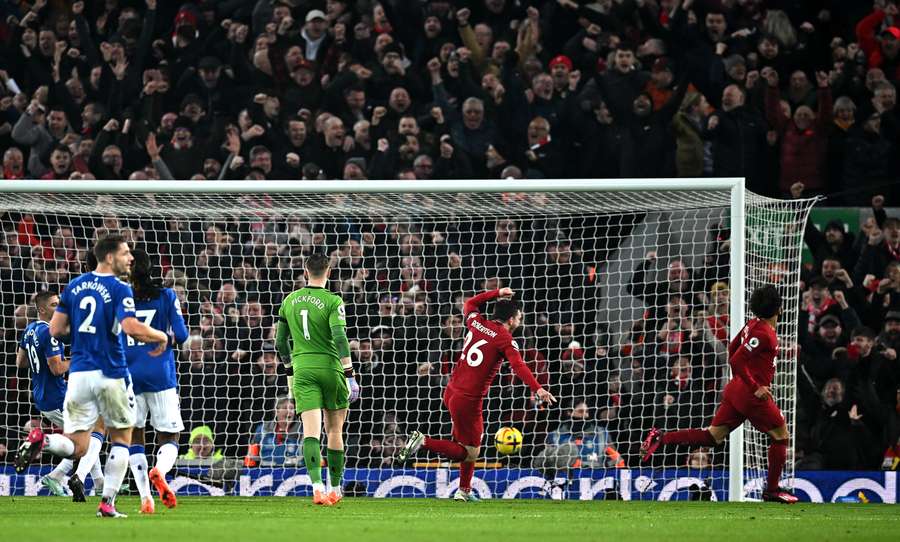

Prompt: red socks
[
  {"left": 661, "top": 429, "right": 716, "bottom": 446},
  {"left": 459, "top": 461, "right": 475, "bottom": 492},
  {"left": 767, "top": 439, "right": 788, "bottom": 493},
  {"left": 421, "top": 437, "right": 474, "bottom": 491},
  {"left": 423, "top": 437, "right": 468, "bottom": 461}
]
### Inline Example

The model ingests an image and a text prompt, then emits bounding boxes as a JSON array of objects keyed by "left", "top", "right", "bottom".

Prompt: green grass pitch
[{"left": 1, "top": 497, "right": 897, "bottom": 542}]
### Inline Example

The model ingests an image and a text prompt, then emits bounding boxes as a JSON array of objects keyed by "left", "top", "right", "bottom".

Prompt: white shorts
[
  {"left": 64, "top": 370, "right": 136, "bottom": 433},
  {"left": 41, "top": 409, "right": 65, "bottom": 429},
  {"left": 134, "top": 388, "right": 184, "bottom": 433}
]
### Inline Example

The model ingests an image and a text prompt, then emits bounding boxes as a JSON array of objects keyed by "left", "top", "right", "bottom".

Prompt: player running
[
  {"left": 15, "top": 235, "right": 169, "bottom": 518},
  {"left": 641, "top": 285, "right": 798, "bottom": 503},
  {"left": 125, "top": 250, "right": 189, "bottom": 514},
  {"left": 396, "top": 287, "right": 557, "bottom": 502},
  {"left": 275, "top": 253, "right": 360, "bottom": 506}
]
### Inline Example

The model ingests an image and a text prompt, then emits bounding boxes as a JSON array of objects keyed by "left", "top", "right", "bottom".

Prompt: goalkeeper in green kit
[{"left": 275, "top": 253, "right": 360, "bottom": 506}]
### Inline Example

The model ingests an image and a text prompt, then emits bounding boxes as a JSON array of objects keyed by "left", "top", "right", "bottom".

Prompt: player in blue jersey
[
  {"left": 125, "top": 250, "right": 189, "bottom": 515},
  {"left": 15, "top": 235, "right": 169, "bottom": 519},
  {"left": 17, "top": 290, "right": 106, "bottom": 501},
  {"left": 64, "top": 251, "right": 112, "bottom": 502},
  {"left": 16, "top": 291, "right": 74, "bottom": 496}
]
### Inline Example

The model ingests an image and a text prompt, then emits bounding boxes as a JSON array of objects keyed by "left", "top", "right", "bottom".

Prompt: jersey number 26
[{"left": 460, "top": 331, "right": 488, "bottom": 367}]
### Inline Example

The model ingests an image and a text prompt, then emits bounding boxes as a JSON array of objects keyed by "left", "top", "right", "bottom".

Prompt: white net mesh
[
  {"left": 740, "top": 193, "right": 816, "bottom": 500},
  {"left": 0, "top": 183, "right": 815, "bottom": 500}
]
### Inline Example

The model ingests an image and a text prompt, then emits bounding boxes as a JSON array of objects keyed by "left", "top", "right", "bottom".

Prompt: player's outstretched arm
[
  {"left": 463, "top": 287, "right": 512, "bottom": 316},
  {"left": 504, "top": 342, "right": 555, "bottom": 404},
  {"left": 121, "top": 317, "right": 168, "bottom": 356},
  {"left": 46, "top": 354, "right": 70, "bottom": 376},
  {"left": 15, "top": 348, "right": 28, "bottom": 369},
  {"left": 49, "top": 310, "right": 69, "bottom": 338}
]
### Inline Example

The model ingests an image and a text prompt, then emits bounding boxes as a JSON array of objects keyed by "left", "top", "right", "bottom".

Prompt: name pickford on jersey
[{"left": 290, "top": 294, "right": 326, "bottom": 310}]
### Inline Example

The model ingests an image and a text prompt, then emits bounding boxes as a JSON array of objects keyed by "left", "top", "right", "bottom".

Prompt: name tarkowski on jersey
[{"left": 68, "top": 279, "right": 112, "bottom": 302}]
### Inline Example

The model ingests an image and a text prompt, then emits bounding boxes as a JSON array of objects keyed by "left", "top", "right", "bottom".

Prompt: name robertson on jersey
[
  {"left": 291, "top": 295, "right": 326, "bottom": 310},
  {"left": 470, "top": 319, "right": 498, "bottom": 338},
  {"left": 70, "top": 280, "right": 112, "bottom": 303}
]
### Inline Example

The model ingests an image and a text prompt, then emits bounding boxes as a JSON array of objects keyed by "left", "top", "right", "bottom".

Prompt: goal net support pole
[{"left": 728, "top": 180, "right": 746, "bottom": 502}]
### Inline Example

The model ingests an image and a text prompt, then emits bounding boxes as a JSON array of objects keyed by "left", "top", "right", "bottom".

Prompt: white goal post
[{"left": 0, "top": 178, "right": 815, "bottom": 501}]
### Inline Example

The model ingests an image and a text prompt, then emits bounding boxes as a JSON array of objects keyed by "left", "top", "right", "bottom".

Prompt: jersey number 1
[{"left": 300, "top": 309, "right": 311, "bottom": 340}]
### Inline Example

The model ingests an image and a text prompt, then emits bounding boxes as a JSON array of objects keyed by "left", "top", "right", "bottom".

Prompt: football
[{"left": 494, "top": 427, "right": 523, "bottom": 455}]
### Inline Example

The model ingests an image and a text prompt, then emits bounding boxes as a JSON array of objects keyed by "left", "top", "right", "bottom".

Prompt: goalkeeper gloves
[{"left": 347, "top": 377, "right": 360, "bottom": 403}]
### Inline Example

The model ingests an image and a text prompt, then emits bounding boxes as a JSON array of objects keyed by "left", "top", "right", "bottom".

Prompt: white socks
[
  {"left": 47, "top": 458, "right": 74, "bottom": 482},
  {"left": 312, "top": 482, "right": 326, "bottom": 493},
  {"left": 75, "top": 431, "right": 104, "bottom": 485},
  {"left": 102, "top": 443, "right": 130, "bottom": 501},
  {"left": 44, "top": 434, "right": 75, "bottom": 457},
  {"left": 90, "top": 458, "right": 105, "bottom": 489},
  {"left": 156, "top": 442, "right": 179, "bottom": 476},
  {"left": 128, "top": 446, "right": 152, "bottom": 500}
]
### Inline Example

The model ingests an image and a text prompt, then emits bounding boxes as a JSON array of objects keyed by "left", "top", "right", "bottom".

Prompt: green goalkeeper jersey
[{"left": 278, "top": 286, "right": 346, "bottom": 369}]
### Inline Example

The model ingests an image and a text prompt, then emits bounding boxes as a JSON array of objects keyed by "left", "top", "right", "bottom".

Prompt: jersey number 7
[{"left": 126, "top": 310, "right": 157, "bottom": 346}]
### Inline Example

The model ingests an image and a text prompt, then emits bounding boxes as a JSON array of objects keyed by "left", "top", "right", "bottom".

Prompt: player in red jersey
[
  {"left": 396, "top": 287, "right": 556, "bottom": 502},
  {"left": 641, "top": 285, "right": 798, "bottom": 503}
]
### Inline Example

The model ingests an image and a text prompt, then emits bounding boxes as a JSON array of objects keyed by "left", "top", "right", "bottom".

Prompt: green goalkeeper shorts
[{"left": 293, "top": 366, "right": 350, "bottom": 413}]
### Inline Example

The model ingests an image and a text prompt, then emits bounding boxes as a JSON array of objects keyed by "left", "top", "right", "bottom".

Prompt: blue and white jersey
[
  {"left": 19, "top": 321, "right": 67, "bottom": 412},
  {"left": 57, "top": 271, "right": 136, "bottom": 379},
  {"left": 125, "top": 288, "right": 189, "bottom": 394}
]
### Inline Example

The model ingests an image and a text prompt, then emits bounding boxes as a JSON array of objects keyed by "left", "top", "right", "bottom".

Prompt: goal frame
[{"left": 1, "top": 177, "right": 756, "bottom": 501}]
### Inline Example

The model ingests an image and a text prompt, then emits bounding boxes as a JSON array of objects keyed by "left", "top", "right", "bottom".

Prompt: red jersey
[
  {"left": 447, "top": 290, "right": 542, "bottom": 399},
  {"left": 727, "top": 318, "right": 779, "bottom": 391}
]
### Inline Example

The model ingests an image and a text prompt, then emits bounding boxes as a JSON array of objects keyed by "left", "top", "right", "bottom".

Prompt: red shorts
[
  {"left": 710, "top": 380, "right": 786, "bottom": 433},
  {"left": 443, "top": 387, "right": 484, "bottom": 447}
]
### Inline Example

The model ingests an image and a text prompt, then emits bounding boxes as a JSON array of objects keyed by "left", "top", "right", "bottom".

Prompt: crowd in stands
[{"left": 1, "top": 0, "right": 900, "bottom": 481}]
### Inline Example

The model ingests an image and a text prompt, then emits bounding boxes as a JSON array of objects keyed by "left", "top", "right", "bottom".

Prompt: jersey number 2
[
  {"left": 460, "top": 331, "right": 488, "bottom": 367},
  {"left": 77, "top": 297, "right": 97, "bottom": 334}
]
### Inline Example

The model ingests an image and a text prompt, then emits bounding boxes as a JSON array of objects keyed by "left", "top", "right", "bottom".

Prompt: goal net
[{"left": 0, "top": 180, "right": 815, "bottom": 500}]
